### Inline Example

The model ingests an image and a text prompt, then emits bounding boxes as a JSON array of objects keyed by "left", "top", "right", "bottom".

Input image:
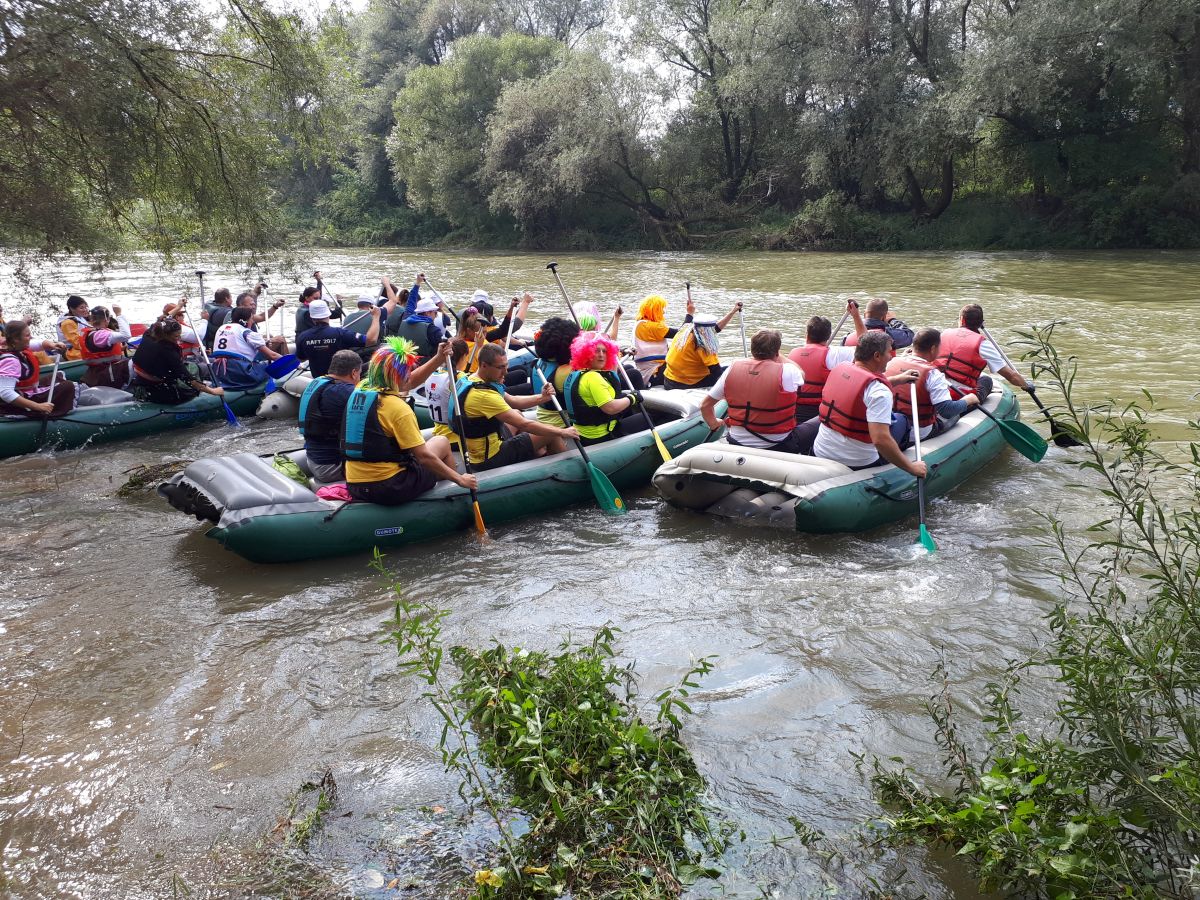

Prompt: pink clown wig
[{"left": 569, "top": 330, "right": 620, "bottom": 371}]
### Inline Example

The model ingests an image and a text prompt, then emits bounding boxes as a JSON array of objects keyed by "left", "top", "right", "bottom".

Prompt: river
[{"left": 1, "top": 249, "right": 1197, "bottom": 898}]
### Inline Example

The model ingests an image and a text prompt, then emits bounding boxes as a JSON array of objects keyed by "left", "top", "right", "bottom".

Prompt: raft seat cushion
[
  {"left": 78, "top": 386, "right": 135, "bottom": 406},
  {"left": 176, "top": 452, "right": 331, "bottom": 528}
]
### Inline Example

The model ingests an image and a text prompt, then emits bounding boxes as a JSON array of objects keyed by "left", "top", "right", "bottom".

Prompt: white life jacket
[
  {"left": 425, "top": 368, "right": 459, "bottom": 426},
  {"left": 633, "top": 320, "right": 669, "bottom": 379},
  {"left": 212, "top": 322, "right": 261, "bottom": 360}
]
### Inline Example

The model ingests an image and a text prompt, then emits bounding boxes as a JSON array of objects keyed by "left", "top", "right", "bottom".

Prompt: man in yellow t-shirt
[
  {"left": 460, "top": 343, "right": 578, "bottom": 470},
  {"left": 662, "top": 302, "right": 742, "bottom": 389},
  {"left": 343, "top": 339, "right": 477, "bottom": 506}
]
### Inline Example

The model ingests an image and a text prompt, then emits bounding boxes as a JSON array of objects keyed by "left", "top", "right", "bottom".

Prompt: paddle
[
  {"left": 614, "top": 363, "right": 671, "bottom": 463},
  {"left": 448, "top": 354, "right": 488, "bottom": 539},
  {"left": 976, "top": 403, "right": 1048, "bottom": 462},
  {"left": 910, "top": 382, "right": 936, "bottom": 553},
  {"left": 266, "top": 354, "right": 299, "bottom": 378},
  {"left": 37, "top": 355, "right": 62, "bottom": 436},
  {"left": 181, "top": 304, "right": 239, "bottom": 426},
  {"left": 548, "top": 393, "right": 627, "bottom": 515},
  {"left": 738, "top": 303, "right": 748, "bottom": 357},
  {"left": 980, "top": 324, "right": 1082, "bottom": 448},
  {"left": 828, "top": 307, "right": 852, "bottom": 344}
]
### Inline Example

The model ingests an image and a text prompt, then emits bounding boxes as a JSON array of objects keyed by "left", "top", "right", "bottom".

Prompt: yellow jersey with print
[
  {"left": 345, "top": 392, "right": 425, "bottom": 483},
  {"left": 572, "top": 370, "right": 619, "bottom": 440}
]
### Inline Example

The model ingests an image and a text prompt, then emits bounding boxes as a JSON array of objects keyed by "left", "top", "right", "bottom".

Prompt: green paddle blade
[
  {"left": 996, "top": 417, "right": 1048, "bottom": 462},
  {"left": 587, "top": 462, "right": 627, "bottom": 515},
  {"left": 918, "top": 524, "right": 937, "bottom": 554}
]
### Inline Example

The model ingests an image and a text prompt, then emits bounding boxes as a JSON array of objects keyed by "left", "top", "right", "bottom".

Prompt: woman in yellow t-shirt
[
  {"left": 343, "top": 338, "right": 478, "bottom": 506},
  {"left": 633, "top": 294, "right": 696, "bottom": 386},
  {"left": 562, "top": 331, "right": 651, "bottom": 445},
  {"left": 662, "top": 301, "right": 743, "bottom": 390}
]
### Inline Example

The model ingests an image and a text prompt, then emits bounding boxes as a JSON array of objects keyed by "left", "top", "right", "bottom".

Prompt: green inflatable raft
[
  {"left": 38, "top": 356, "right": 124, "bottom": 384},
  {"left": 652, "top": 386, "right": 1022, "bottom": 533},
  {"left": 0, "top": 385, "right": 265, "bottom": 459},
  {"left": 158, "top": 389, "right": 717, "bottom": 563}
]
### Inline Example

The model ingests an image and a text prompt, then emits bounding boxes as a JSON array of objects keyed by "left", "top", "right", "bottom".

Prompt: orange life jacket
[
  {"left": 3, "top": 349, "right": 41, "bottom": 392},
  {"left": 934, "top": 328, "right": 987, "bottom": 394},
  {"left": 722, "top": 358, "right": 797, "bottom": 435},
  {"left": 842, "top": 326, "right": 885, "bottom": 348},
  {"left": 887, "top": 357, "right": 936, "bottom": 427},
  {"left": 787, "top": 343, "right": 831, "bottom": 408},
  {"left": 80, "top": 327, "right": 121, "bottom": 365},
  {"left": 819, "top": 363, "right": 890, "bottom": 443}
]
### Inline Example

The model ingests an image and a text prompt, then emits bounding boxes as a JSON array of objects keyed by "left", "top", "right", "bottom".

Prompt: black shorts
[
  {"left": 474, "top": 433, "right": 535, "bottom": 471},
  {"left": 347, "top": 462, "right": 437, "bottom": 505}
]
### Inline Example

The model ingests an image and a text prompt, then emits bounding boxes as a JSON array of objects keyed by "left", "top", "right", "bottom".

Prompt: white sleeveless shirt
[{"left": 213, "top": 322, "right": 265, "bottom": 359}]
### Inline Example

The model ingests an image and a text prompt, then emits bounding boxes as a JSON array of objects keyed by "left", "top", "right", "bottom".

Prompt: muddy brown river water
[{"left": 1, "top": 249, "right": 1197, "bottom": 898}]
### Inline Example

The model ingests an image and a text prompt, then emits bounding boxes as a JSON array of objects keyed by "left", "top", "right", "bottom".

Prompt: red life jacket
[
  {"left": 787, "top": 344, "right": 830, "bottom": 408},
  {"left": 887, "top": 356, "right": 936, "bottom": 427},
  {"left": 841, "top": 326, "right": 883, "bottom": 348},
  {"left": 818, "top": 363, "right": 891, "bottom": 443},
  {"left": 722, "top": 358, "right": 797, "bottom": 435},
  {"left": 935, "top": 327, "right": 987, "bottom": 394},
  {"left": 80, "top": 326, "right": 121, "bottom": 364},
  {"left": 3, "top": 349, "right": 41, "bottom": 392}
]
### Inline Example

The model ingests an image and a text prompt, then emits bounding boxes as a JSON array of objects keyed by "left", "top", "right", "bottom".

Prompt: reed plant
[{"left": 866, "top": 324, "right": 1200, "bottom": 898}]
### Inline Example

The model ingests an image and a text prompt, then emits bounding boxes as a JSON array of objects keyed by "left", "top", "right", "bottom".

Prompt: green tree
[
  {"left": 0, "top": 0, "right": 325, "bottom": 253},
  {"left": 386, "top": 32, "right": 560, "bottom": 230}
]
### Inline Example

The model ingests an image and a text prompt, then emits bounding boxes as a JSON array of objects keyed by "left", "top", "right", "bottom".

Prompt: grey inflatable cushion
[{"left": 78, "top": 386, "right": 134, "bottom": 406}]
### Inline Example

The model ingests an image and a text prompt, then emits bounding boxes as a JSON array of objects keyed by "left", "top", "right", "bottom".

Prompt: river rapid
[{"left": 1, "top": 249, "right": 1197, "bottom": 898}]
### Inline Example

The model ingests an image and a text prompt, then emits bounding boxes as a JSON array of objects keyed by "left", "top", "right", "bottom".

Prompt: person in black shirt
[{"left": 131, "top": 315, "right": 227, "bottom": 405}]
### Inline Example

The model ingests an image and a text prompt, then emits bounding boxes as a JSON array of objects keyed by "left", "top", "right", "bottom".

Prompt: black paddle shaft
[{"left": 447, "top": 357, "right": 481, "bottom": 495}]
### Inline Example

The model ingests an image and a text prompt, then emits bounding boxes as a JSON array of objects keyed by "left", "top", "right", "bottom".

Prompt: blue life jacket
[
  {"left": 341, "top": 388, "right": 412, "bottom": 463},
  {"left": 454, "top": 380, "right": 508, "bottom": 441},
  {"left": 298, "top": 376, "right": 339, "bottom": 442}
]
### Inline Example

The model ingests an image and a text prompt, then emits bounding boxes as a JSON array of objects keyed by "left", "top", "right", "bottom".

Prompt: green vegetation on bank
[
  {"left": 866, "top": 326, "right": 1200, "bottom": 898},
  {"left": 381, "top": 554, "right": 731, "bottom": 898},
  {"left": 6, "top": 0, "right": 1200, "bottom": 255}
]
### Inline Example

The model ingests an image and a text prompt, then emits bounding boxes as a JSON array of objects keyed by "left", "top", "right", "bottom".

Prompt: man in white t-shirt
[
  {"left": 888, "top": 328, "right": 981, "bottom": 440},
  {"left": 701, "top": 329, "right": 809, "bottom": 452},
  {"left": 788, "top": 304, "right": 863, "bottom": 422},
  {"left": 795, "top": 331, "right": 927, "bottom": 473},
  {"left": 936, "top": 304, "right": 1030, "bottom": 400}
]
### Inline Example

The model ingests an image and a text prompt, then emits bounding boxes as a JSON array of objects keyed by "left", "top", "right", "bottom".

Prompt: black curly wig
[{"left": 533, "top": 316, "right": 581, "bottom": 365}]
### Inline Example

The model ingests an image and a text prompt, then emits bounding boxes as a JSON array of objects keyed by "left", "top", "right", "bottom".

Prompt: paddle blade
[
  {"left": 266, "top": 354, "right": 299, "bottom": 378},
  {"left": 587, "top": 462, "right": 627, "bottom": 515},
  {"left": 653, "top": 429, "right": 672, "bottom": 462},
  {"left": 998, "top": 418, "right": 1048, "bottom": 462},
  {"left": 918, "top": 524, "right": 937, "bottom": 554},
  {"left": 222, "top": 401, "right": 240, "bottom": 427},
  {"left": 1050, "top": 420, "right": 1085, "bottom": 448},
  {"left": 472, "top": 501, "right": 490, "bottom": 541}
]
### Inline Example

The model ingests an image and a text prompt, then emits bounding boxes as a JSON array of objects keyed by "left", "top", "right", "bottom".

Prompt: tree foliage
[{"left": 0, "top": 0, "right": 327, "bottom": 253}]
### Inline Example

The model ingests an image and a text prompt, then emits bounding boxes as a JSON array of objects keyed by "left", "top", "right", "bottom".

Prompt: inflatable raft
[
  {"left": 652, "top": 386, "right": 1020, "bottom": 533},
  {"left": 38, "top": 355, "right": 125, "bottom": 384},
  {"left": 158, "top": 388, "right": 716, "bottom": 563},
  {"left": 0, "top": 385, "right": 265, "bottom": 459}
]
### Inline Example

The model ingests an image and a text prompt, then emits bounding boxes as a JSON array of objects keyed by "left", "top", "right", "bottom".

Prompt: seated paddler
[
  {"left": 702, "top": 329, "right": 809, "bottom": 453},
  {"left": 561, "top": 330, "right": 650, "bottom": 445},
  {"left": 342, "top": 338, "right": 478, "bottom": 505},
  {"left": 457, "top": 342, "right": 579, "bottom": 471}
]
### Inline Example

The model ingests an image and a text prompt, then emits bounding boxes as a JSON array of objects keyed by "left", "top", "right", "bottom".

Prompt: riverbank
[{"left": 285, "top": 193, "right": 1200, "bottom": 254}]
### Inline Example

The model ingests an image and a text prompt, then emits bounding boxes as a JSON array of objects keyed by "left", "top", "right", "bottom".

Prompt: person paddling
[
  {"left": 129, "top": 311, "right": 227, "bottom": 405},
  {"left": 298, "top": 350, "right": 363, "bottom": 484},
  {"left": 842, "top": 298, "right": 914, "bottom": 350},
  {"left": 633, "top": 294, "right": 694, "bottom": 386},
  {"left": 297, "top": 295, "right": 388, "bottom": 378},
  {"left": 342, "top": 338, "right": 477, "bottom": 505},
  {"left": 79, "top": 306, "right": 131, "bottom": 388},
  {"left": 935, "top": 304, "right": 1031, "bottom": 400},
  {"left": 793, "top": 331, "right": 925, "bottom": 473},
  {"left": 456, "top": 343, "right": 578, "bottom": 470},
  {"left": 561, "top": 331, "right": 648, "bottom": 445},
  {"left": 55, "top": 295, "right": 91, "bottom": 360},
  {"left": 889, "top": 328, "right": 979, "bottom": 439},
  {"left": 787, "top": 302, "right": 864, "bottom": 422},
  {"left": 531, "top": 316, "right": 580, "bottom": 426},
  {"left": 0, "top": 321, "right": 75, "bottom": 417},
  {"left": 211, "top": 307, "right": 281, "bottom": 389},
  {"left": 703, "top": 329, "right": 810, "bottom": 452},
  {"left": 662, "top": 300, "right": 742, "bottom": 390}
]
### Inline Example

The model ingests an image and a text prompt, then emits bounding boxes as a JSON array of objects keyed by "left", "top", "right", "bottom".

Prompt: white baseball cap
[
  {"left": 308, "top": 299, "right": 331, "bottom": 319},
  {"left": 415, "top": 297, "right": 438, "bottom": 314},
  {"left": 356, "top": 295, "right": 375, "bottom": 307}
]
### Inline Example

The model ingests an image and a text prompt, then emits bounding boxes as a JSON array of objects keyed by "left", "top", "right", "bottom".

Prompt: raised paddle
[
  {"left": 738, "top": 304, "right": 748, "bottom": 357},
  {"left": 976, "top": 403, "right": 1048, "bottom": 462},
  {"left": 910, "top": 382, "right": 936, "bottom": 554},
  {"left": 980, "top": 324, "right": 1082, "bottom": 448},
  {"left": 37, "top": 355, "right": 62, "bottom": 435},
  {"left": 548, "top": 393, "right": 627, "bottom": 515},
  {"left": 828, "top": 307, "right": 852, "bottom": 343},
  {"left": 615, "top": 363, "right": 672, "bottom": 463},
  {"left": 546, "top": 262, "right": 579, "bottom": 327},
  {"left": 181, "top": 303, "right": 239, "bottom": 426},
  {"left": 448, "top": 353, "right": 488, "bottom": 539}
]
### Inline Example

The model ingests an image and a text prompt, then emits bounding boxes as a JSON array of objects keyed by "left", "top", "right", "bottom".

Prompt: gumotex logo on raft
[
  {"left": 172, "top": 411, "right": 204, "bottom": 421},
  {"left": 374, "top": 526, "right": 404, "bottom": 537}
]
